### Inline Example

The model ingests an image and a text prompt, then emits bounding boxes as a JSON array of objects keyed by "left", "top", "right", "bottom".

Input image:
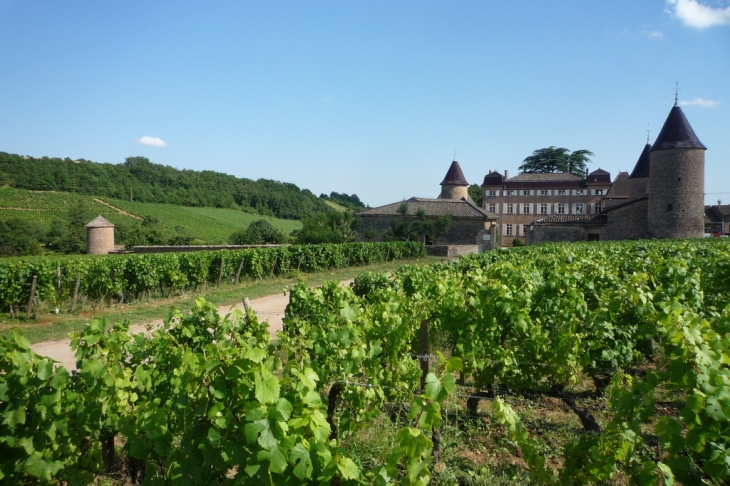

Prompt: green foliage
[
  {"left": 518, "top": 146, "right": 594, "bottom": 176},
  {"left": 0, "top": 218, "right": 44, "bottom": 256},
  {"left": 229, "top": 219, "right": 287, "bottom": 245},
  {"left": 0, "top": 186, "right": 303, "bottom": 252},
  {"left": 467, "top": 183, "right": 483, "bottom": 207},
  {"left": 511, "top": 237, "right": 524, "bottom": 247},
  {"left": 294, "top": 211, "right": 360, "bottom": 244},
  {"left": 0, "top": 242, "right": 426, "bottom": 315},
  {"left": 0, "top": 287, "right": 456, "bottom": 484},
  {"left": 0, "top": 151, "right": 338, "bottom": 220},
  {"left": 384, "top": 207, "right": 452, "bottom": 244},
  {"left": 319, "top": 192, "right": 367, "bottom": 211}
]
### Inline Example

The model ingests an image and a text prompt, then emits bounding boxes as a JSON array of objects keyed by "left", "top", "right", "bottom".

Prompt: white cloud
[
  {"left": 642, "top": 29, "right": 665, "bottom": 38},
  {"left": 666, "top": 0, "right": 730, "bottom": 28},
  {"left": 679, "top": 97, "right": 721, "bottom": 108},
  {"left": 137, "top": 136, "right": 167, "bottom": 147}
]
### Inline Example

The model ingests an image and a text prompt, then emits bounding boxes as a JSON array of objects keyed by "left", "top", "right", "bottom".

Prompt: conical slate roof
[
  {"left": 440, "top": 159, "right": 468, "bottom": 186},
  {"left": 650, "top": 105, "right": 706, "bottom": 152},
  {"left": 86, "top": 215, "right": 114, "bottom": 228},
  {"left": 629, "top": 143, "right": 652, "bottom": 178}
]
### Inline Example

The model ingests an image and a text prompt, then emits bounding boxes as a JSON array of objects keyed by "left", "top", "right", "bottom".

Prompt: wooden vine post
[
  {"left": 270, "top": 255, "right": 278, "bottom": 278},
  {"left": 419, "top": 320, "right": 429, "bottom": 391},
  {"left": 217, "top": 258, "right": 224, "bottom": 286},
  {"left": 26, "top": 275, "right": 37, "bottom": 318},
  {"left": 71, "top": 273, "right": 81, "bottom": 311},
  {"left": 235, "top": 258, "right": 245, "bottom": 284},
  {"left": 56, "top": 266, "right": 62, "bottom": 300}
]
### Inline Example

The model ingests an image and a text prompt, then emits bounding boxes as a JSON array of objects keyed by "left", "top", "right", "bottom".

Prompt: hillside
[
  {"left": 0, "top": 187, "right": 301, "bottom": 247},
  {"left": 0, "top": 152, "right": 358, "bottom": 220}
]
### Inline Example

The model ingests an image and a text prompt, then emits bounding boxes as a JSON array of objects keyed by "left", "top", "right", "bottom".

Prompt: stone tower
[
  {"left": 86, "top": 215, "right": 115, "bottom": 254},
  {"left": 439, "top": 158, "right": 469, "bottom": 200},
  {"left": 647, "top": 104, "right": 706, "bottom": 239}
]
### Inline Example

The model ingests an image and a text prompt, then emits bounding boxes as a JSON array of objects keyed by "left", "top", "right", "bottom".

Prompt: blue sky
[{"left": 0, "top": 0, "right": 728, "bottom": 207}]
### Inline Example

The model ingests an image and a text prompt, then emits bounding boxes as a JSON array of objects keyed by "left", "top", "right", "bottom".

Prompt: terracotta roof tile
[{"left": 360, "top": 197, "right": 498, "bottom": 219}]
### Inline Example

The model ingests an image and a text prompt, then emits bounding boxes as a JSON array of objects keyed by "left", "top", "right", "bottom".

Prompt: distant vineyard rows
[{"left": 0, "top": 242, "right": 425, "bottom": 314}]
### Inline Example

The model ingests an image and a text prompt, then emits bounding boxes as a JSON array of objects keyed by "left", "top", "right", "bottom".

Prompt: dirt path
[
  {"left": 93, "top": 198, "right": 143, "bottom": 219},
  {"left": 30, "top": 279, "right": 354, "bottom": 371}
]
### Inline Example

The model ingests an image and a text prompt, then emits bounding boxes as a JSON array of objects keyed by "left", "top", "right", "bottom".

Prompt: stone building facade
[
  {"left": 526, "top": 103, "right": 706, "bottom": 244},
  {"left": 358, "top": 159, "right": 499, "bottom": 253},
  {"left": 481, "top": 170, "right": 612, "bottom": 246}
]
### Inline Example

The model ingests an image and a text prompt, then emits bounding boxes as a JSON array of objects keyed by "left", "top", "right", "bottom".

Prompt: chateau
[
  {"left": 489, "top": 102, "right": 706, "bottom": 246},
  {"left": 358, "top": 101, "right": 707, "bottom": 251}
]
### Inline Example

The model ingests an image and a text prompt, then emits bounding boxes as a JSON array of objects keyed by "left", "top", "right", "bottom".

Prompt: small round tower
[
  {"left": 439, "top": 158, "right": 469, "bottom": 200},
  {"left": 86, "top": 215, "right": 115, "bottom": 254},
  {"left": 647, "top": 104, "right": 706, "bottom": 239}
]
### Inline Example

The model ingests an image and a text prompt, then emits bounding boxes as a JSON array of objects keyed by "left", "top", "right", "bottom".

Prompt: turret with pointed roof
[
  {"left": 86, "top": 215, "right": 116, "bottom": 254},
  {"left": 647, "top": 103, "right": 706, "bottom": 239},
  {"left": 629, "top": 143, "right": 651, "bottom": 179},
  {"left": 438, "top": 158, "right": 471, "bottom": 201}
]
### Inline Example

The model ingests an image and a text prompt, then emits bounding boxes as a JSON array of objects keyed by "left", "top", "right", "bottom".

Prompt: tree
[
  {"left": 293, "top": 211, "right": 360, "bottom": 244},
  {"left": 383, "top": 205, "right": 453, "bottom": 244},
  {"left": 228, "top": 220, "right": 286, "bottom": 245},
  {"left": 518, "top": 147, "right": 594, "bottom": 176},
  {"left": 468, "top": 184, "right": 483, "bottom": 207},
  {"left": 58, "top": 200, "right": 89, "bottom": 254}
]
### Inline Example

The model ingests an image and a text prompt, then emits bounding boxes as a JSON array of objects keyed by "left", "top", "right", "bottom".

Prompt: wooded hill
[{"left": 0, "top": 152, "right": 363, "bottom": 220}]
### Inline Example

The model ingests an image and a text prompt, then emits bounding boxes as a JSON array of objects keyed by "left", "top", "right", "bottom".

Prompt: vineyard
[
  {"left": 0, "top": 242, "right": 425, "bottom": 319},
  {"left": 1, "top": 239, "right": 730, "bottom": 484}
]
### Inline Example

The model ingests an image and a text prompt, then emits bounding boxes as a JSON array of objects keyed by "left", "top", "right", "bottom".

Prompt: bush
[
  {"left": 512, "top": 237, "right": 524, "bottom": 247},
  {"left": 228, "top": 220, "right": 286, "bottom": 245}
]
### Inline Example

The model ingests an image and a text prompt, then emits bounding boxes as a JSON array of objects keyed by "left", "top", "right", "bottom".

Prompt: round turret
[
  {"left": 439, "top": 158, "right": 469, "bottom": 200},
  {"left": 86, "top": 215, "right": 115, "bottom": 254},
  {"left": 647, "top": 105, "right": 706, "bottom": 239}
]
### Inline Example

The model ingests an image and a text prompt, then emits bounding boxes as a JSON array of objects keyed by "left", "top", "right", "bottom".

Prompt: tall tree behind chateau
[
  {"left": 518, "top": 147, "right": 594, "bottom": 176},
  {"left": 0, "top": 152, "right": 350, "bottom": 220}
]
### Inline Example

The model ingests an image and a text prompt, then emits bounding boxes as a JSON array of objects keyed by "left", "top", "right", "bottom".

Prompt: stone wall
[
  {"left": 529, "top": 225, "right": 588, "bottom": 244},
  {"left": 648, "top": 148, "right": 705, "bottom": 239},
  {"left": 603, "top": 199, "right": 648, "bottom": 240},
  {"left": 358, "top": 216, "right": 490, "bottom": 246},
  {"left": 439, "top": 184, "right": 468, "bottom": 200},
  {"left": 87, "top": 227, "right": 115, "bottom": 254},
  {"left": 426, "top": 245, "right": 479, "bottom": 257}
]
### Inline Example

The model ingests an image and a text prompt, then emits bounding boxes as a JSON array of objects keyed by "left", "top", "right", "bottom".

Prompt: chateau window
[
  {"left": 506, "top": 203, "right": 514, "bottom": 214},
  {"left": 506, "top": 190, "right": 515, "bottom": 196},
  {"left": 594, "top": 202, "right": 602, "bottom": 213},
  {"left": 487, "top": 190, "right": 498, "bottom": 196},
  {"left": 575, "top": 189, "right": 585, "bottom": 196},
  {"left": 505, "top": 224, "right": 513, "bottom": 236},
  {"left": 557, "top": 203, "right": 566, "bottom": 214},
  {"left": 540, "top": 203, "right": 548, "bottom": 214},
  {"left": 594, "top": 189, "right": 604, "bottom": 195},
  {"left": 488, "top": 203, "right": 496, "bottom": 213},
  {"left": 557, "top": 189, "right": 566, "bottom": 195},
  {"left": 575, "top": 203, "right": 585, "bottom": 214},
  {"left": 522, "top": 190, "right": 531, "bottom": 196},
  {"left": 522, "top": 204, "right": 531, "bottom": 214},
  {"left": 540, "top": 190, "right": 549, "bottom": 196}
]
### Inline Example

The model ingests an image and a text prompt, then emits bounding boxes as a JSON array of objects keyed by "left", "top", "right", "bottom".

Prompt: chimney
[{"left": 505, "top": 170, "right": 510, "bottom": 180}]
